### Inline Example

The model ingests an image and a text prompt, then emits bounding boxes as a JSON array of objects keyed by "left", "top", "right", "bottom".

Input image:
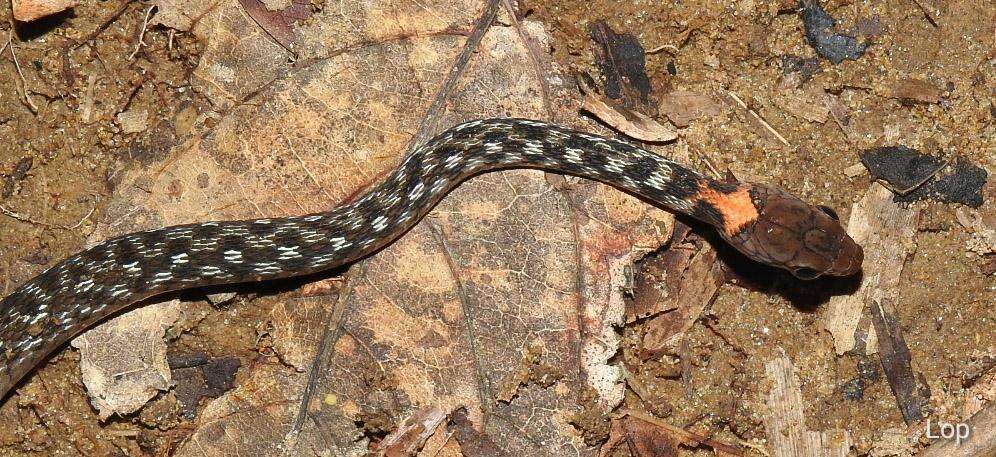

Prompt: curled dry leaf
[
  {"left": 581, "top": 80, "right": 677, "bottom": 142},
  {"left": 71, "top": 301, "right": 181, "bottom": 420}
]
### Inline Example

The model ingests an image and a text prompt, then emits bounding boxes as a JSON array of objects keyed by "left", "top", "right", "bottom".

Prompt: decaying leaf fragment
[{"left": 237, "top": 0, "right": 313, "bottom": 50}]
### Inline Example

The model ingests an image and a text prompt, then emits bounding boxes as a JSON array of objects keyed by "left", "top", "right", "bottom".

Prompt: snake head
[{"left": 718, "top": 184, "right": 863, "bottom": 280}]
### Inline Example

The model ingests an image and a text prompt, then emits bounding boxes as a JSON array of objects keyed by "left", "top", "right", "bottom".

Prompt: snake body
[{"left": 0, "top": 119, "right": 862, "bottom": 399}]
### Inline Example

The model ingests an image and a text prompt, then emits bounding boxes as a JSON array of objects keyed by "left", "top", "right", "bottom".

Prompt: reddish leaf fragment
[{"left": 238, "top": 0, "right": 313, "bottom": 50}]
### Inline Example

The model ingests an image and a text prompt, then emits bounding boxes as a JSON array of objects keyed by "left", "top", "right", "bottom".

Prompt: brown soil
[{"left": 0, "top": 0, "right": 993, "bottom": 455}]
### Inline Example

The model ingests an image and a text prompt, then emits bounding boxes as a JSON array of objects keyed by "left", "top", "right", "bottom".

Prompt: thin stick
[
  {"left": 408, "top": 0, "right": 501, "bottom": 150},
  {"left": 7, "top": 33, "right": 39, "bottom": 113},
  {"left": 0, "top": 200, "right": 97, "bottom": 231},
  {"left": 129, "top": 5, "right": 155, "bottom": 60},
  {"left": 725, "top": 91, "right": 789, "bottom": 146},
  {"left": 500, "top": 0, "right": 551, "bottom": 117},
  {"left": 75, "top": 0, "right": 135, "bottom": 49}
]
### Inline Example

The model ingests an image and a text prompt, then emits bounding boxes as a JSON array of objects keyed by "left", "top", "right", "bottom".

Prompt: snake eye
[
  {"left": 792, "top": 267, "right": 822, "bottom": 280},
  {"left": 817, "top": 205, "right": 839, "bottom": 221}
]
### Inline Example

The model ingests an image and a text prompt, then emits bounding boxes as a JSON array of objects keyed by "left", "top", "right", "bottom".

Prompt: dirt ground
[{"left": 0, "top": 0, "right": 993, "bottom": 455}]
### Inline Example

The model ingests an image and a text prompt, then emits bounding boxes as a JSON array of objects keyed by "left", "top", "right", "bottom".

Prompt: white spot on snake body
[
  {"left": 605, "top": 157, "right": 625, "bottom": 173},
  {"left": 408, "top": 182, "right": 425, "bottom": 201},
  {"left": 29, "top": 313, "right": 48, "bottom": 325},
  {"left": 171, "top": 253, "right": 189, "bottom": 264},
  {"left": 371, "top": 216, "right": 388, "bottom": 232},
  {"left": 330, "top": 236, "right": 350, "bottom": 250},
  {"left": 564, "top": 148, "right": 583, "bottom": 164},
  {"left": 75, "top": 279, "right": 95, "bottom": 293},
  {"left": 278, "top": 246, "right": 301, "bottom": 259}
]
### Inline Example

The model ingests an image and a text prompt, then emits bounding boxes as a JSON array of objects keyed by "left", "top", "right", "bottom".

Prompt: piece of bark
[
  {"left": 892, "top": 78, "right": 943, "bottom": 104},
  {"left": 659, "top": 91, "right": 724, "bottom": 127},
  {"left": 869, "top": 298, "right": 929, "bottom": 423},
  {"left": 823, "top": 184, "right": 919, "bottom": 355},
  {"left": 12, "top": 0, "right": 78, "bottom": 22},
  {"left": 764, "top": 354, "right": 853, "bottom": 457}
]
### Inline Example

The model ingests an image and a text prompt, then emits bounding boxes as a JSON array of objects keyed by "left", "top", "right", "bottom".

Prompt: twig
[
  {"left": 725, "top": 91, "right": 789, "bottom": 146},
  {"left": 646, "top": 43, "right": 680, "bottom": 55},
  {"left": 7, "top": 32, "right": 39, "bottom": 113},
  {"left": 500, "top": 0, "right": 551, "bottom": 117},
  {"left": 408, "top": 0, "right": 501, "bottom": 150},
  {"left": 74, "top": 0, "right": 135, "bottom": 49},
  {"left": 286, "top": 263, "right": 364, "bottom": 438},
  {"left": 908, "top": 0, "right": 939, "bottom": 27},
  {"left": 129, "top": 5, "right": 156, "bottom": 60},
  {"left": 0, "top": 200, "right": 97, "bottom": 231}
]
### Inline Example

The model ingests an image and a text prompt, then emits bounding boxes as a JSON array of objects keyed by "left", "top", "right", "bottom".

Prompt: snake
[{"left": 0, "top": 118, "right": 863, "bottom": 399}]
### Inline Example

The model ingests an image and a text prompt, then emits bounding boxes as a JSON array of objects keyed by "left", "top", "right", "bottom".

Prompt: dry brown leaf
[
  {"left": 237, "top": 0, "right": 312, "bottom": 51},
  {"left": 72, "top": 2, "right": 678, "bottom": 453}
]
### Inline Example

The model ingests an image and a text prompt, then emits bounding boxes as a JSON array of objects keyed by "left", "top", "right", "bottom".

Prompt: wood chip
[
  {"left": 116, "top": 109, "right": 150, "bottom": 134},
  {"left": 659, "top": 90, "right": 724, "bottom": 127},
  {"left": 892, "top": 78, "right": 943, "bottom": 104},
  {"left": 824, "top": 184, "right": 919, "bottom": 355},
  {"left": 773, "top": 88, "right": 830, "bottom": 123},
  {"left": 12, "top": 0, "right": 78, "bottom": 22},
  {"left": 376, "top": 407, "right": 447, "bottom": 457},
  {"left": 843, "top": 162, "right": 865, "bottom": 178},
  {"left": 765, "top": 354, "right": 852, "bottom": 457}
]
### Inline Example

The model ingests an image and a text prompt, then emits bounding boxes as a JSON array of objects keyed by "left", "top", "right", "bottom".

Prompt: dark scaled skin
[{"left": 0, "top": 118, "right": 863, "bottom": 400}]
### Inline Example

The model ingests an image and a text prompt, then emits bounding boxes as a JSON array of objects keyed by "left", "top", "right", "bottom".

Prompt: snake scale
[{"left": 0, "top": 118, "right": 863, "bottom": 399}]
